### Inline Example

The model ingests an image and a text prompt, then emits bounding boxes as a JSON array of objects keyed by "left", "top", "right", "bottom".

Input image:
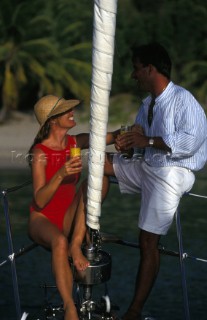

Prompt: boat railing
[{"left": 1, "top": 179, "right": 207, "bottom": 320}]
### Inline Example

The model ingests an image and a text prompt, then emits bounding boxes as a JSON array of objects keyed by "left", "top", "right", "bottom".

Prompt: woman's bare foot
[{"left": 70, "top": 244, "right": 90, "bottom": 271}]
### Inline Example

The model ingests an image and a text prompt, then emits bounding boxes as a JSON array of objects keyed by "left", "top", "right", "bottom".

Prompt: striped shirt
[{"left": 135, "top": 81, "right": 207, "bottom": 171}]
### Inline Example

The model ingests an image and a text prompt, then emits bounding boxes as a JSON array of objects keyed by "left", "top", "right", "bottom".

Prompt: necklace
[{"left": 161, "top": 83, "right": 168, "bottom": 93}]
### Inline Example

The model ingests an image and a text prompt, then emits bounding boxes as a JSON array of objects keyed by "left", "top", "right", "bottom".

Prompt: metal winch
[
  {"left": 74, "top": 247, "right": 111, "bottom": 286},
  {"left": 72, "top": 229, "right": 117, "bottom": 320}
]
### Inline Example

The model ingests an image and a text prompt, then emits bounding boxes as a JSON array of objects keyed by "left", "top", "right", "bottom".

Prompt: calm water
[{"left": 0, "top": 168, "right": 207, "bottom": 320}]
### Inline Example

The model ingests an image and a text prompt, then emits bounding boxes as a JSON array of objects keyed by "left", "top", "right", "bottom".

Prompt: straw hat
[{"left": 34, "top": 95, "right": 81, "bottom": 127}]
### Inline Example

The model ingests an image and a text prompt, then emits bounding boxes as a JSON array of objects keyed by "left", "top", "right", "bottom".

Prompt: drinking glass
[
  {"left": 120, "top": 125, "right": 131, "bottom": 135},
  {"left": 70, "top": 146, "right": 81, "bottom": 158},
  {"left": 119, "top": 125, "right": 133, "bottom": 158}
]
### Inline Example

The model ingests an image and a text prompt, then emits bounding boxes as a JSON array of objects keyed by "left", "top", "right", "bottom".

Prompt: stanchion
[
  {"left": 0, "top": 188, "right": 22, "bottom": 320},
  {"left": 175, "top": 208, "right": 190, "bottom": 320}
]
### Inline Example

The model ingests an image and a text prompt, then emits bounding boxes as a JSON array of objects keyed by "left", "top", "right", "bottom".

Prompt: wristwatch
[{"left": 149, "top": 138, "right": 154, "bottom": 146}]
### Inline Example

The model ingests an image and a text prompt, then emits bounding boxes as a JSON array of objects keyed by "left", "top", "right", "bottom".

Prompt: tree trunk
[{"left": 0, "top": 104, "right": 10, "bottom": 123}]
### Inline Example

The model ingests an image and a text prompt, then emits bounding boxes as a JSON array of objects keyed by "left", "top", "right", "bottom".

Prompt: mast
[{"left": 87, "top": 0, "right": 118, "bottom": 230}]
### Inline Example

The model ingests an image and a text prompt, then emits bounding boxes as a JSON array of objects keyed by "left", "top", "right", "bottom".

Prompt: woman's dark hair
[
  {"left": 27, "top": 119, "right": 50, "bottom": 166},
  {"left": 132, "top": 42, "right": 172, "bottom": 79}
]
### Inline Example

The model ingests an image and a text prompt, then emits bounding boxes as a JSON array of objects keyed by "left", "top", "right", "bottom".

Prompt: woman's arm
[
  {"left": 75, "top": 133, "right": 90, "bottom": 149},
  {"left": 106, "top": 129, "right": 120, "bottom": 145},
  {"left": 75, "top": 129, "right": 120, "bottom": 149}
]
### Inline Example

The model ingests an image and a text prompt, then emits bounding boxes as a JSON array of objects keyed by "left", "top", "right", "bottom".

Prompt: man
[{"left": 104, "top": 42, "right": 207, "bottom": 320}]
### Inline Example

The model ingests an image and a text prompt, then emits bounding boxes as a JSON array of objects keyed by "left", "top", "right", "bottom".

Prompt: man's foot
[
  {"left": 122, "top": 309, "right": 142, "bottom": 320},
  {"left": 70, "top": 244, "right": 90, "bottom": 271}
]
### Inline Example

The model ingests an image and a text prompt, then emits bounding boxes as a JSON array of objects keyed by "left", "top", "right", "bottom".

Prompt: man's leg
[{"left": 123, "top": 230, "right": 161, "bottom": 320}]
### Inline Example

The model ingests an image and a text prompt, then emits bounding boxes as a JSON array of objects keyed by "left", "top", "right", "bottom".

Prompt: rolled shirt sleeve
[{"left": 163, "top": 102, "right": 207, "bottom": 158}]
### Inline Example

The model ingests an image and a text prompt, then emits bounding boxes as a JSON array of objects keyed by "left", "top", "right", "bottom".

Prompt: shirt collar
[{"left": 142, "top": 81, "right": 173, "bottom": 105}]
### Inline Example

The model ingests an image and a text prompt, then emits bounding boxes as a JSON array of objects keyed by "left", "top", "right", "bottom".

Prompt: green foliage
[
  {"left": 0, "top": 0, "right": 206, "bottom": 121},
  {"left": 109, "top": 93, "right": 141, "bottom": 124},
  {"left": 0, "top": 0, "right": 93, "bottom": 119},
  {"left": 113, "top": 0, "right": 207, "bottom": 111}
]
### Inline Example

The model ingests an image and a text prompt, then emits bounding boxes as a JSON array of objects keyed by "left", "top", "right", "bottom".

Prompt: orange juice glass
[
  {"left": 70, "top": 146, "right": 81, "bottom": 158},
  {"left": 120, "top": 125, "right": 131, "bottom": 135}
]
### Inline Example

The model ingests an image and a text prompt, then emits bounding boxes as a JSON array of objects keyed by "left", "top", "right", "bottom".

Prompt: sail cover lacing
[{"left": 87, "top": 0, "right": 118, "bottom": 230}]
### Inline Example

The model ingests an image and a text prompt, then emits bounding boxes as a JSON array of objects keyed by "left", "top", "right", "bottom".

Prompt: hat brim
[{"left": 48, "top": 99, "right": 81, "bottom": 119}]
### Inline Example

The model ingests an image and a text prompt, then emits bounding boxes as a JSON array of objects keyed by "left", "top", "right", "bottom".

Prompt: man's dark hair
[{"left": 132, "top": 42, "right": 172, "bottom": 79}]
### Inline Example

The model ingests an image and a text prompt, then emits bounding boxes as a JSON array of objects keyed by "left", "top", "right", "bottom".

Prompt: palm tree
[
  {"left": 48, "top": 21, "right": 92, "bottom": 103},
  {"left": 0, "top": 0, "right": 93, "bottom": 122},
  {"left": 45, "top": 0, "right": 93, "bottom": 103},
  {"left": 0, "top": 0, "right": 58, "bottom": 121}
]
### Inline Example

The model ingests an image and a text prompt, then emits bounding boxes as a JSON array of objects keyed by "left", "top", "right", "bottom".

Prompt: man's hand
[{"left": 115, "top": 130, "right": 148, "bottom": 151}]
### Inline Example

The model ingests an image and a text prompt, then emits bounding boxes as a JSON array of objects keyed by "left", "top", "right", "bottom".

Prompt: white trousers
[{"left": 113, "top": 156, "right": 195, "bottom": 235}]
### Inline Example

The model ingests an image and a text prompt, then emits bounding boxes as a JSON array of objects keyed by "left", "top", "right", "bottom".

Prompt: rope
[
  {"left": 20, "top": 312, "right": 29, "bottom": 320},
  {"left": 2, "top": 180, "right": 32, "bottom": 194},
  {"left": 188, "top": 192, "right": 207, "bottom": 199}
]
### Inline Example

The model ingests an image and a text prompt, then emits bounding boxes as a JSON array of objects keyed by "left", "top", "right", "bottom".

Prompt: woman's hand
[
  {"left": 32, "top": 149, "right": 82, "bottom": 209},
  {"left": 59, "top": 156, "right": 82, "bottom": 178}
]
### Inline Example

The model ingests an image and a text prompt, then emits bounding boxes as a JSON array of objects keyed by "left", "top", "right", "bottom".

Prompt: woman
[{"left": 28, "top": 95, "right": 92, "bottom": 320}]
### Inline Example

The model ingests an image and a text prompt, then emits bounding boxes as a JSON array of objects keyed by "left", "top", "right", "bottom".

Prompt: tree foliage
[
  {"left": 114, "top": 0, "right": 207, "bottom": 106},
  {"left": 0, "top": 0, "right": 206, "bottom": 121},
  {"left": 0, "top": 0, "right": 93, "bottom": 120}
]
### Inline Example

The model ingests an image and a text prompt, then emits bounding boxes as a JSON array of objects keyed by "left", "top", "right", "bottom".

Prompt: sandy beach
[{"left": 0, "top": 111, "right": 116, "bottom": 169}]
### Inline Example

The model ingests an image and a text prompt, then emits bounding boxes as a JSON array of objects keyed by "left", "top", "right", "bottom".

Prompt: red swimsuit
[{"left": 30, "top": 135, "right": 80, "bottom": 231}]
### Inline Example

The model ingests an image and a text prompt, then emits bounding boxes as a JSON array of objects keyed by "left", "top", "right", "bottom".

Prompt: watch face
[{"left": 149, "top": 139, "right": 154, "bottom": 146}]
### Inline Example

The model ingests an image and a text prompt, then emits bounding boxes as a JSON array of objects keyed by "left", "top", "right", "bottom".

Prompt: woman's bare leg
[
  {"left": 68, "top": 175, "right": 110, "bottom": 270},
  {"left": 28, "top": 212, "right": 79, "bottom": 320},
  {"left": 51, "top": 234, "right": 78, "bottom": 320},
  {"left": 67, "top": 180, "right": 90, "bottom": 270}
]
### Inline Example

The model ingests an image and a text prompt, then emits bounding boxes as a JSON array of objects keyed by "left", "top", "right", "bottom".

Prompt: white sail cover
[{"left": 87, "top": 0, "right": 118, "bottom": 230}]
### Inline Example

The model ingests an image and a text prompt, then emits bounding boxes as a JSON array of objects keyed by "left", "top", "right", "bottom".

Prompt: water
[{"left": 0, "top": 168, "right": 207, "bottom": 320}]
